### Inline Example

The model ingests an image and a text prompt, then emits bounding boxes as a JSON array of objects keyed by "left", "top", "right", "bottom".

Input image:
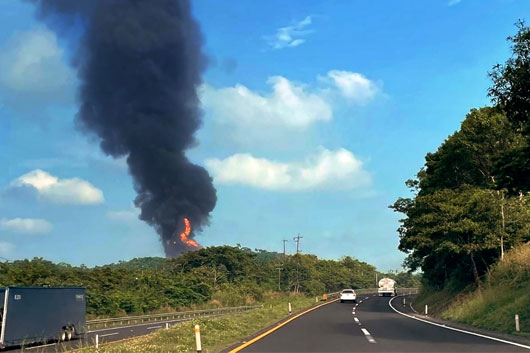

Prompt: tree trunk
[
  {"left": 470, "top": 253, "right": 481, "bottom": 290},
  {"left": 501, "top": 200, "right": 506, "bottom": 261}
]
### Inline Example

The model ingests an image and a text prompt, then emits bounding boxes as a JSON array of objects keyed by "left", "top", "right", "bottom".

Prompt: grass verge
[
  {"left": 414, "top": 243, "right": 530, "bottom": 338},
  {"left": 75, "top": 294, "right": 318, "bottom": 353}
]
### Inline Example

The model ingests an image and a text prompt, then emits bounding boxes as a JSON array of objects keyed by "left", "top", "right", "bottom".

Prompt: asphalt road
[
  {"left": 238, "top": 295, "right": 530, "bottom": 352},
  {"left": 3, "top": 317, "right": 187, "bottom": 352}
]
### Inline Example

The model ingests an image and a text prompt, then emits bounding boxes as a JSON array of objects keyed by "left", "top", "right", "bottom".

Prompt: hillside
[
  {"left": 414, "top": 243, "right": 530, "bottom": 337},
  {"left": 0, "top": 246, "right": 418, "bottom": 318}
]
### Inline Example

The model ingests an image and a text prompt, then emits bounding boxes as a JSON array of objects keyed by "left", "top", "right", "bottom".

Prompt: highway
[
  {"left": 7, "top": 294, "right": 530, "bottom": 352},
  {"left": 232, "top": 295, "right": 530, "bottom": 352},
  {"left": 4, "top": 317, "right": 187, "bottom": 352}
]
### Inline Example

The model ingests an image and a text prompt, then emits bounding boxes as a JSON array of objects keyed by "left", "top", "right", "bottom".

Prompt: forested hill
[
  {"left": 391, "top": 22, "right": 530, "bottom": 291},
  {"left": 0, "top": 245, "right": 419, "bottom": 317}
]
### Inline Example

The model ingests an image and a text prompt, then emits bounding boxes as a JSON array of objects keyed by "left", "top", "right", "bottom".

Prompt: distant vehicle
[
  {"left": 0, "top": 287, "right": 86, "bottom": 349},
  {"left": 340, "top": 289, "right": 357, "bottom": 303},
  {"left": 378, "top": 278, "right": 397, "bottom": 297}
]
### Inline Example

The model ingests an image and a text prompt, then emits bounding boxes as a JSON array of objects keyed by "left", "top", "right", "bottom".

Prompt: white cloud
[
  {"left": 265, "top": 16, "right": 313, "bottom": 50},
  {"left": 201, "top": 76, "right": 332, "bottom": 130},
  {"left": 0, "top": 28, "right": 75, "bottom": 110},
  {"left": 325, "top": 70, "right": 379, "bottom": 104},
  {"left": 448, "top": 0, "right": 462, "bottom": 5},
  {"left": 200, "top": 71, "right": 380, "bottom": 145},
  {"left": 0, "top": 218, "right": 53, "bottom": 234},
  {"left": 0, "top": 242, "right": 14, "bottom": 258},
  {"left": 205, "top": 148, "right": 371, "bottom": 191},
  {"left": 11, "top": 170, "right": 104, "bottom": 205}
]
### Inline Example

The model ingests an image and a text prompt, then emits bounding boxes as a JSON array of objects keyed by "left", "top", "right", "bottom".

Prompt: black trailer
[{"left": 0, "top": 287, "right": 86, "bottom": 348}]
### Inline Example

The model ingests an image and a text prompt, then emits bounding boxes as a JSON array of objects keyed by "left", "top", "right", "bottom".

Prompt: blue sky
[{"left": 0, "top": 0, "right": 528, "bottom": 270}]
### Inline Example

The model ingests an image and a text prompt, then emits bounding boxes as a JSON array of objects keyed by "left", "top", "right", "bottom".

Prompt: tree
[
  {"left": 489, "top": 21, "right": 530, "bottom": 194},
  {"left": 393, "top": 187, "right": 503, "bottom": 288},
  {"left": 419, "top": 107, "right": 521, "bottom": 194},
  {"left": 489, "top": 21, "right": 530, "bottom": 131}
]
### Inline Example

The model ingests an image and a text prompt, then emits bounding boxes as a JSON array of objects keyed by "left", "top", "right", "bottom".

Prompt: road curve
[{"left": 235, "top": 295, "right": 530, "bottom": 352}]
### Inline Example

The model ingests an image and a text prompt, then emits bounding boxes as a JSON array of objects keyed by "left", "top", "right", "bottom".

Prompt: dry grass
[
  {"left": 439, "top": 243, "right": 530, "bottom": 336},
  {"left": 74, "top": 294, "right": 317, "bottom": 353}
]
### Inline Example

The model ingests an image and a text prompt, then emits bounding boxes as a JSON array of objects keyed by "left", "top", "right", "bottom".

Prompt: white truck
[{"left": 378, "top": 278, "right": 396, "bottom": 297}]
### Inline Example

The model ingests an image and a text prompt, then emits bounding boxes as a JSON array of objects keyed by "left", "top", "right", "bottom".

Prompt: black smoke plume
[{"left": 29, "top": 0, "right": 217, "bottom": 256}]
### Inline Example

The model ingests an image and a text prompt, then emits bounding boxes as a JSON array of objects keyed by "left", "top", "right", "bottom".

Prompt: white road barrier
[
  {"left": 288, "top": 302, "right": 292, "bottom": 315},
  {"left": 516, "top": 314, "right": 520, "bottom": 332},
  {"left": 195, "top": 324, "right": 202, "bottom": 353}
]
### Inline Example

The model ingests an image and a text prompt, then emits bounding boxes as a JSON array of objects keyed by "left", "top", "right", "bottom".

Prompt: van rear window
[{"left": 342, "top": 290, "right": 353, "bottom": 293}]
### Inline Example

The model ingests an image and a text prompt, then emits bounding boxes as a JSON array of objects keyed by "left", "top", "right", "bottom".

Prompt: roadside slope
[{"left": 416, "top": 243, "right": 530, "bottom": 337}]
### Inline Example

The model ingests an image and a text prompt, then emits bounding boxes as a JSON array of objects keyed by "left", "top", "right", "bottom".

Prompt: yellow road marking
[{"left": 228, "top": 298, "right": 339, "bottom": 353}]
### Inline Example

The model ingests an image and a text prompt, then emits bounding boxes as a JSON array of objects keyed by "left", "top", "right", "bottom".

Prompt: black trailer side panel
[
  {"left": 2, "top": 287, "right": 85, "bottom": 347},
  {"left": 0, "top": 288, "right": 6, "bottom": 342}
]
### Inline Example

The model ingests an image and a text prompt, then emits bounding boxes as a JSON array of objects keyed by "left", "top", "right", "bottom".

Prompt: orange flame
[{"left": 179, "top": 218, "right": 199, "bottom": 248}]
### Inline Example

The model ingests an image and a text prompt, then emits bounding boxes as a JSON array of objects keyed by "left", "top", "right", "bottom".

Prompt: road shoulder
[{"left": 391, "top": 295, "right": 530, "bottom": 350}]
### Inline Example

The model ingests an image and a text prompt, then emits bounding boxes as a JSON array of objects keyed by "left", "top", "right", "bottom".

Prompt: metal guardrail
[
  {"left": 397, "top": 287, "right": 419, "bottom": 295},
  {"left": 355, "top": 287, "right": 419, "bottom": 295},
  {"left": 328, "top": 287, "right": 419, "bottom": 298},
  {"left": 86, "top": 288, "right": 420, "bottom": 331},
  {"left": 86, "top": 305, "right": 263, "bottom": 331}
]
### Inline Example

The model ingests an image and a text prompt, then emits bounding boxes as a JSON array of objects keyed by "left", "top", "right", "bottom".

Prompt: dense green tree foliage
[
  {"left": 392, "top": 22, "right": 530, "bottom": 290},
  {"left": 0, "top": 246, "right": 413, "bottom": 317}
]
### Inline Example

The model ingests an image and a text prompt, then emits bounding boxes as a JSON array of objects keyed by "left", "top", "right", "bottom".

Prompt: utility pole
[
  {"left": 293, "top": 234, "right": 303, "bottom": 254},
  {"left": 282, "top": 239, "right": 289, "bottom": 257}
]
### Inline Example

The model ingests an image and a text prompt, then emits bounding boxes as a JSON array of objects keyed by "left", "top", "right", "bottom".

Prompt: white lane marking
[
  {"left": 100, "top": 332, "right": 119, "bottom": 338},
  {"left": 361, "top": 328, "right": 376, "bottom": 343},
  {"left": 388, "top": 297, "right": 530, "bottom": 350},
  {"left": 26, "top": 343, "right": 56, "bottom": 350},
  {"left": 147, "top": 325, "right": 163, "bottom": 330},
  {"left": 365, "top": 297, "right": 369, "bottom": 299},
  {"left": 354, "top": 317, "right": 360, "bottom": 323},
  {"left": 409, "top": 302, "right": 418, "bottom": 314},
  {"left": 359, "top": 300, "right": 363, "bottom": 303}
]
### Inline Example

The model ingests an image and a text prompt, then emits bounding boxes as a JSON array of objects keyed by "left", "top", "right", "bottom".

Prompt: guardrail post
[
  {"left": 425, "top": 305, "right": 428, "bottom": 316},
  {"left": 403, "top": 297, "right": 406, "bottom": 306},
  {"left": 288, "top": 302, "right": 292, "bottom": 315},
  {"left": 516, "top": 314, "right": 520, "bottom": 332},
  {"left": 195, "top": 324, "right": 202, "bottom": 353},
  {"left": 166, "top": 322, "right": 169, "bottom": 330},
  {"left": 95, "top": 334, "right": 99, "bottom": 349},
  {"left": 316, "top": 297, "right": 318, "bottom": 303}
]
